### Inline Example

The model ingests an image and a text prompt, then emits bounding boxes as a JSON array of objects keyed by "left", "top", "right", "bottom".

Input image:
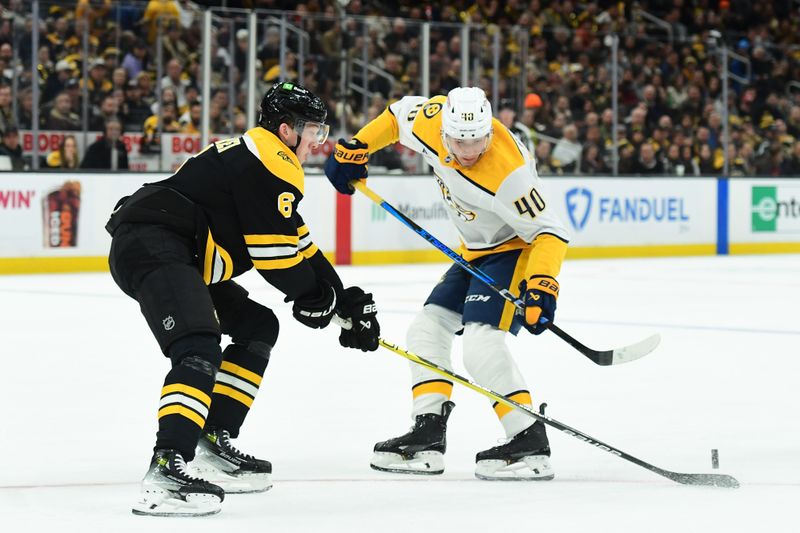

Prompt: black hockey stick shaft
[
  {"left": 351, "top": 180, "right": 650, "bottom": 366},
  {"left": 375, "top": 335, "right": 739, "bottom": 489}
]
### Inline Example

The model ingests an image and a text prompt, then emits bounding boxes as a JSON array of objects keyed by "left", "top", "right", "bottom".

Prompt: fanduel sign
[{"left": 565, "top": 187, "right": 689, "bottom": 231}]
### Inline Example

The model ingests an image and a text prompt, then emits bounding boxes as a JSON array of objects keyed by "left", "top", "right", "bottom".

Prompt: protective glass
[{"left": 294, "top": 119, "right": 330, "bottom": 145}]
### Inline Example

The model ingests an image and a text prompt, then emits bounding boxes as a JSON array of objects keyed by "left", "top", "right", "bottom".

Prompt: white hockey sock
[
  {"left": 407, "top": 304, "right": 462, "bottom": 417},
  {"left": 462, "top": 322, "right": 533, "bottom": 438}
]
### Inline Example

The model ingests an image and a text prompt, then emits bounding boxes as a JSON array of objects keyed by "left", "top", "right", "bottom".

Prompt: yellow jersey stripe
[
  {"left": 245, "top": 234, "right": 299, "bottom": 246},
  {"left": 218, "top": 243, "right": 234, "bottom": 282},
  {"left": 161, "top": 383, "right": 211, "bottom": 407},
  {"left": 202, "top": 229, "right": 215, "bottom": 285},
  {"left": 297, "top": 224, "right": 310, "bottom": 237},
  {"left": 158, "top": 404, "right": 206, "bottom": 428},
  {"left": 499, "top": 247, "right": 532, "bottom": 332},
  {"left": 213, "top": 383, "right": 254, "bottom": 407},
  {"left": 252, "top": 254, "right": 303, "bottom": 270},
  {"left": 494, "top": 391, "right": 532, "bottom": 419},
  {"left": 412, "top": 380, "right": 454, "bottom": 399},
  {"left": 220, "top": 360, "right": 263, "bottom": 387},
  {"left": 299, "top": 242, "right": 319, "bottom": 258}
]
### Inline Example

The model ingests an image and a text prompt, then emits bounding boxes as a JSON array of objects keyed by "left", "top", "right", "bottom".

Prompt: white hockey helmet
[{"left": 441, "top": 87, "right": 493, "bottom": 165}]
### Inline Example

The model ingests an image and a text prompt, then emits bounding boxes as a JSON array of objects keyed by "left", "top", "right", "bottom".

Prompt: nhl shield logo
[
  {"left": 565, "top": 187, "right": 592, "bottom": 231},
  {"left": 162, "top": 315, "right": 175, "bottom": 331}
]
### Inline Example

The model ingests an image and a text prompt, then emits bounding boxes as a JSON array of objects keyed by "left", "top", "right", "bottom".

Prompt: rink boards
[{"left": 0, "top": 173, "right": 798, "bottom": 273}]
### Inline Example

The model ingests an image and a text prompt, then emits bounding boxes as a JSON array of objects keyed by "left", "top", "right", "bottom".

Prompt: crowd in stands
[{"left": 0, "top": 0, "right": 798, "bottom": 176}]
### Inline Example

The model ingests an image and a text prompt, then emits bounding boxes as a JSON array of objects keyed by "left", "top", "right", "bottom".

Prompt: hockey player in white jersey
[{"left": 325, "top": 87, "right": 570, "bottom": 480}]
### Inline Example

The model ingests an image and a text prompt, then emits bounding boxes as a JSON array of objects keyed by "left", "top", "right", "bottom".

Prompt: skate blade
[
  {"left": 191, "top": 459, "right": 273, "bottom": 494},
  {"left": 132, "top": 492, "right": 222, "bottom": 517},
  {"left": 475, "top": 455, "right": 554, "bottom": 481},
  {"left": 370, "top": 451, "right": 444, "bottom": 475}
]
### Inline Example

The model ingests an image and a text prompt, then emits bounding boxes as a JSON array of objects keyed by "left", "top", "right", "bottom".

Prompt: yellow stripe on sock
[
  {"left": 158, "top": 404, "right": 206, "bottom": 428},
  {"left": 220, "top": 361, "right": 263, "bottom": 386},
  {"left": 161, "top": 384, "right": 211, "bottom": 407},
  {"left": 412, "top": 380, "right": 453, "bottom": 399},
  {"left": 494, "top": 391, "right": 532, "bottom": 419},
  {"left": 213, "top": 383, "right": 254, "bottom": 407}
]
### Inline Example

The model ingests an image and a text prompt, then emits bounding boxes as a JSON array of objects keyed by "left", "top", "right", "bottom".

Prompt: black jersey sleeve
[
  {"left": 295, "top": 212, "right": 345, "bottom": 299},
  {"left": 232, "top": 164, "right": 320, "bottom": 301}
]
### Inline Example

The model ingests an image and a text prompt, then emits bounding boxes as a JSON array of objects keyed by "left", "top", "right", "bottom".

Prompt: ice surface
[{"left": 1, "top": 255, "right": 798, "bottom": 532}]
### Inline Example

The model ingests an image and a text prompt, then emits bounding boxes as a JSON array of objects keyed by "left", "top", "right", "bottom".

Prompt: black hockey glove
[
  {"left": 287, "top": 281, "right": 337, "bottom": 329},
  {"left": 336, "top": 286, "right": 379, "bottom": 352},
  {"left": 324, "top": 138, "right": 369, "bottom": 195},
  {"left": 519, "top": 275, "right": 559, "bottom": 335}
]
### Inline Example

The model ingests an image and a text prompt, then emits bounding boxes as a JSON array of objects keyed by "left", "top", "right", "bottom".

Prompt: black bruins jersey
[{"left": 108, "top": 127, "right": 336, "bottom": 301}]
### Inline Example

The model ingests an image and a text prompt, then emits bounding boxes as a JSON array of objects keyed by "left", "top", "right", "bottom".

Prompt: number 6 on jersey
[{"left": 278, "top": 192, "right": 295, "bottom": 218}]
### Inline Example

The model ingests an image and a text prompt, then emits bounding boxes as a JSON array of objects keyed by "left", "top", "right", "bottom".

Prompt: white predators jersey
[{"left": 388, "top": 95, "right": 570, "bottom": 259}]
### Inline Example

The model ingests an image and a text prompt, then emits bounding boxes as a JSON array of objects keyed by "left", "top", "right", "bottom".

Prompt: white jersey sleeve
[
  {"left": 493, "top": 155, "right": 570, "bottom": 244},
  {"left": 388, "top": 96, "right": 430, "bottom": 154}
]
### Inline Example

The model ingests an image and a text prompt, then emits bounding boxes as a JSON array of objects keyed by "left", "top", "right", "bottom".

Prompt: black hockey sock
[
  {"left": 155, "top": 360, "right": 216, "bottom": 460},
  {"left": 205, "top": 343, "right": 270, "bottom": 438}
]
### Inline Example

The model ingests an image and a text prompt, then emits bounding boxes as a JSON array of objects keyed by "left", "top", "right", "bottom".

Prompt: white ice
[{"left": 1, "top": 255, "right": 799, "bottom": 532}]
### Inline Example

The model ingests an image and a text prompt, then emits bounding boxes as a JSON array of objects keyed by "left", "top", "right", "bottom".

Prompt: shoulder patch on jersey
[
  {"left": 411, "top": 95, "right": 447, "bottom": 158},
  {"left": 455, "top": 119, "right": 526, "bottom": 196},
  {"left": 277, "top": 150, "right": 298, "bottom": 168},
  {"left": 422, "top": 101, "right": 443, "bottom": 119},
  {"left": 244, "top": 127, "right": 304, "bottom": 193}
]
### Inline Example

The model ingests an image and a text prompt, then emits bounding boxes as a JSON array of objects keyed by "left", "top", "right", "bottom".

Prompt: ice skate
[
  {"left": 131, "top": 449, "right": 224, "bottom": 517},
  {"left": 191, "top": 428, "right": 273, "bottom": 493},
  {"left": 475, "top": 421, "right": 554, "bottom": 481},
  {"left": 370, "top": 401, "right": 455, "bottom": 475}
]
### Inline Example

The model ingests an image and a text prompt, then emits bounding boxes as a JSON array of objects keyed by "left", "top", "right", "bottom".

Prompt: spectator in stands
[
  {"left": 0, "top": 126, "right": 25, "bottom": 171},
  {"left": 782, "top": 141, "right": 800, "bottom": 176},
  {"left": 581, "top": 144, "right": 610, "bottom": 175},
  {"left": 162, "top": 20, "right": 190, "bottom": 66},
  {"left": 0, "top": 83, "right": 15, "bottom": 134},
  {"left": 697, "top": 144, "right": 718, "bottom": 175},
  {"left": 141, "top": 101, "right": 181, "bottom": 154},
  {"left": 535, "top": 140, "right": 556, "bottom": 175},
  {"left": 46, "top": 134, "right": 80, "bottom": 169},
  {"left": 136, "top": 71, "right": 156, "bottom": 109},
  {"left": 497, "top": 99, "right": 534, "bottom": 154},
  {"left": 635, "top": 143, "right": 664, "bottom": 175},
  {"left": 122, "top": 39, "right": 149, "bottom": 81},
  {"left": 84, "top": 58, "right": 113, "bottom": 108},
  {"left": 160, "top": 58, "right": 189, "bottom": 110},
  {"left": 122, "top": 79, "right": 151, "bottom": 132},
  {"left": 233, "top": 28, "right": 250, "bottom": 78},
  {"left": 552, "top": 124, "right": 581, "bottom": 172},
  {"left": 663, "top": 144, "right": 683, "bottom": 175},
  {"left": 111, "top": 67, "right": 129, "bottom": 93},
  {"left": 81, "top": 117, "right": 129, "bottom": 170},
  {"left": 42, "top": 59, "right": 74, "bottom": 103},
  {"left": 90, "top": 94, "right": 120, "bottom": 131},
  {"left": 179, "top": 100, "right": 201, "bottom": 134},
  {"left": 140, "top": 0, "right": 180, "bottom": 44},
  {"left": 45, "top": 91, "right": 81, "bottom": 130},
  {"left": 17, "top": 88, "right": 34, "bottom": 130}
]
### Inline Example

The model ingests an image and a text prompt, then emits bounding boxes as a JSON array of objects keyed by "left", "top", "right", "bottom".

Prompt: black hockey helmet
[{"left": 258, "top": 81, "right": 329, "bottom": 144}]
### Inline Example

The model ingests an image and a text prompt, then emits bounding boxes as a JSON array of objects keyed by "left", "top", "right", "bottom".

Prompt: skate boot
[
  {"left": 475, "top": 421, "right": 554, "bottom": 481},
  {"left": 191, "top": 427, "right": 273, "bottom": 493},
  {"left": 370, "top": 401, "right": 455, "bottom": 475},
  {"left": 131, "top": 449, "right": 224, "bottom": 517}
]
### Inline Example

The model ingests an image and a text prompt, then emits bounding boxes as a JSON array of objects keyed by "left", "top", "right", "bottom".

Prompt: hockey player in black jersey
[{"left": 106, "top": 81, "right": 380, "bottom": 517}]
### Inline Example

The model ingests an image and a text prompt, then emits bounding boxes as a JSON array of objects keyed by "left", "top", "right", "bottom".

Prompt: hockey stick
[
  {"left": 350, "top": 179, "right": 659, "bottom": 366},
  {"left": 333, "top": 317, "right": 738, "bottom": 488}
]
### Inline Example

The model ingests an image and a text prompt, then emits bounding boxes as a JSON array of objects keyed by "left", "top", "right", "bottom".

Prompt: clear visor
[
  {"left": 442, "top": 132, "right": 492, "bottom": 165},
  {"left": 294, "top": 119, "right": 330, "bottom": 145}
]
